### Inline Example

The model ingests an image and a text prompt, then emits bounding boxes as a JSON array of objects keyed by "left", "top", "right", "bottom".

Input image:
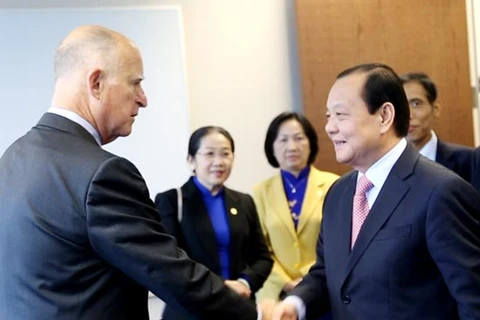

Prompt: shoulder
[
  {"left": 154, "top": 188, "right": 178, "bottom": 208},
  {"left": 310, "top": 167, "right": 340, "bottom": 184},
  {"left": 326, "top": 170, "right": 355, "bottom": 192},
  {"left": 475, "top": 147, "right": 480, "bottom": 163},
  {"left": 411, "top": 156, "right": 470, "bottom": 193},
  {"left": 253, "top": 173, "right": 280, "bottom": 193},
  {"left": 440, "top": 140, "right": 474, "bottom": 157},
  {"left": 225, "top": 187, "right": 254, "bottom": 203}
]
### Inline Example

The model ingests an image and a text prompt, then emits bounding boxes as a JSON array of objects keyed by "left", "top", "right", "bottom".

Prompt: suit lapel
[
  {"left": 342, "top": 146, "right": 416, "bottom": 283},
  {"left": 296, "top": 168, "right": 326, "bottom": 234},
  {"left": 333, "top": 173, "right": 357, "bottom": 271},
  {"left": 266, "top": 174, "right": 297, "bottom": 239},
  {"left": 436, "top": 139, "right": 453, "bottom": 168},
  {"left": 224, "top": 188, "right": 242, "bottom": 270},
  {"left": 182, "top": 179, "right": 219, "bottom": 266}
]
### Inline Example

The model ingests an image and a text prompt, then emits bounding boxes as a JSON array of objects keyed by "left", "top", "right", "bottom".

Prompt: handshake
[{"left": 258, "top": 299, "right": 298, "bottom": 320}]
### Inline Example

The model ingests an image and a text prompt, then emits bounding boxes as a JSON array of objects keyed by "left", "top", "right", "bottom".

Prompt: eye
[{"left": 410, "top": 99, "right": 422, "bottom": 108}]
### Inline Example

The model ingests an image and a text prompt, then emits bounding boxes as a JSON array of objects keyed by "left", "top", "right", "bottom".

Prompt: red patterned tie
[{"left": 351, "top": 175, "right": 374, "bottom": 249}]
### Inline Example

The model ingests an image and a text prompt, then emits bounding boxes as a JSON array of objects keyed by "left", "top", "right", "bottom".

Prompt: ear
[
  {"left": 87, "top": 68, "right": 103, "bottom": 100},
  {"left": 187, "top": 155, "right": 196, "bottom": 173},
  {"left": 433, "top": 101, "right": 441, "bottom": 119},
  {"left": 378, "top": 102, "right": 395, "bottom": 134}
]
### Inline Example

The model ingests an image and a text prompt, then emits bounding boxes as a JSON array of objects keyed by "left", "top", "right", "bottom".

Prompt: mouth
[{"left": 332, "top": 140, "right": 346, "bottom": 148}]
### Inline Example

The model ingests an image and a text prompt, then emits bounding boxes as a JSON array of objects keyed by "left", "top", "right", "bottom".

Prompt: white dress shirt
[
  {"left": 48, "top": 107, "right": 102, "bottom": 146},
  {"left": 418, "top": 130, "right": 437, "bottom": 162}
]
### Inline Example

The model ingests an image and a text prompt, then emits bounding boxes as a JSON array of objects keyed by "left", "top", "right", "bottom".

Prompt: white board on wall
[{"left": 0, "top": 7, "right": 191, "bottom": 196}]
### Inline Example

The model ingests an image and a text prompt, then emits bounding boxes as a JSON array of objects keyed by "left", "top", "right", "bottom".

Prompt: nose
[
  {"left": 212, "top": 155, "right": 225, "bottom": 166},
  {"left": 325, "top": 117, "right": 337, "bottom": 136},
  {"left": 137, "top": 87, "right": 148, "bottom": 108},
  {"left": 286, "top": 138, "right": 297, "bottom": 150}
]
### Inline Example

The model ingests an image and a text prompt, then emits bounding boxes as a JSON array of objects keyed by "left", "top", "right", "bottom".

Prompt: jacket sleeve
[
  {"left": 155, "top": 189, "right": 182, "bottom": 242},
  {"left": 426, "top": 176, "right": 480, "bottom": 319},
  {"left": 240, "top": 194, "right": 273, "bottom": 293},
  {"left": 86, "top": 157, "right": 258, "bottom": 319},
  {"left": 252, "top": 185, "right": 293, "bottom": 300}
]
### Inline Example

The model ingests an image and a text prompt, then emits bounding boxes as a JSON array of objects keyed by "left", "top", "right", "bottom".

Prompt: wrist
[{"left": 237, "top": 277, "right": 251, "bottom": 290}]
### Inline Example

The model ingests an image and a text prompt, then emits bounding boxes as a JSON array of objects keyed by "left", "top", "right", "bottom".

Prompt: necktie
[{"left": 351, "top": 175, "right": 374, "bottom": 249}]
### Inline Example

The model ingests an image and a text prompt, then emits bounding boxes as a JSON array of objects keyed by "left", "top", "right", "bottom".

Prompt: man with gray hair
[{"left": 0, "top": 25, "right": 266, "bottom": 320}]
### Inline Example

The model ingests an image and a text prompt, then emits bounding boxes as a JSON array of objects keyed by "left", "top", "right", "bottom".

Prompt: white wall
[
  {"left": 0, "top": 0, "right": 300, "bottom": 194},
  {"left": 179, "top": 0, "right": 302, "bottom": 192},
  {"left": 0, "top": 2, "right": 300, "bottom": 318},
  {"left": 0, "top": 7, "right": 191, "bottom": 199}
]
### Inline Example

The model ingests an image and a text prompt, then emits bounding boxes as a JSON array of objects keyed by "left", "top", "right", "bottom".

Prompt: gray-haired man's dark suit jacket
[{"left": 0, "top": 113, "right": 258, "bottom": 320}]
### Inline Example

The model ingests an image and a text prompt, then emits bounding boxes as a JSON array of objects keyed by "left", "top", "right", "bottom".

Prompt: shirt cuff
[
  {"left": 237, "top": 277, "right": 251, "bottom": 290},
  {"left": 283, "top": 295, "right": 306, "bottom": 320}
]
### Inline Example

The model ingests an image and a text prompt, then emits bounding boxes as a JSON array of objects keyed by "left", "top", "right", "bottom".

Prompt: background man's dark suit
[
  {"left": 472, "top": 147, "right": 480, "bottom": 193},
  {"left": 155, "top": 178, "right": 273, "bottom": 319},
  {"left": 435, "top": 139, "right": 474, "bottom": 181},
  {"left": 291, "top": 145, "right": 480, "bottom": 319},
  {"left": 0, "top": 114, "right": 258, "bottom": 320}
]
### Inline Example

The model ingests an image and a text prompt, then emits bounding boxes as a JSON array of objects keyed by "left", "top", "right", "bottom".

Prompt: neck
[
  {"left": 52, "top": 81, "right": 104, "bottom": 143},
  {"left": 354, "top": 136, "right": 401, "bottom": 173},
  {"left": 283, "top": 166, "right": 307, "bottom": 178},
  {"left": 410, "top": 132, "right": 432, "bottom": 151},
  {"left": 210, "top": 185, "right": 222, "bottom": 196},
  {"left": 195, "top": 177, "right": 223, "bottom": 196}
]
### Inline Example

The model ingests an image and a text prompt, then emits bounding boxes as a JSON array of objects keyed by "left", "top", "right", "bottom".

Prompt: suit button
[{"left": 342, "top": 294, "right": 351, "bottom": 304}]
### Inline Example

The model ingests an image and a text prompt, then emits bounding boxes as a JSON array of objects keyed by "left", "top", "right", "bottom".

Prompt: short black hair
[
  {"left": 188, "top": 126, "right": 235, "bottom": 157},
  {"left": 337, "top": 63, "right": 410, "bottom": 137},
  {"left": 264, "top": 112, "right": 318, "bottom": 168},
  {"left": 399, "top": 72, "right": 438, "bottom": 104}
]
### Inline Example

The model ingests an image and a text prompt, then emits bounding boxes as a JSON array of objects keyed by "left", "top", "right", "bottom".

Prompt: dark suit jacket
[
  {"left": 155, "top": 178, "right": 273, "bottom": 320},
  {"left": 0, "top": 113, "right": 258, "bottom": 320},
  {"left": 291, "top": 144, "right": 480, "bottom": 320},
  {"left": 435, "top": 139, "right": 474, "bottom": 181},
  {"left": 472, "top": 147, "right": 480, "bottom": 193}
]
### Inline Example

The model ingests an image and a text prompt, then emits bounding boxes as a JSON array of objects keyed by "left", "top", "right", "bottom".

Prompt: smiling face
[
  {"left": 188, "top": 131, "right": 234, "bottom": 192},
  {"left": 404, "top": 81, "right": 439, "bottom": 150},
  {"left": 325, "top": 72, "right": 387, "bottom": 172}
]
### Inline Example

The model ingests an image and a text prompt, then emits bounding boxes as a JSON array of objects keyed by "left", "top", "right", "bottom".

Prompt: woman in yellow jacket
[{"left": 254, "top": 112, "right": 338, "bottom": 304}]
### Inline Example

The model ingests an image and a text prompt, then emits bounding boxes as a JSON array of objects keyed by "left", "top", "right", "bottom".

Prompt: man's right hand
[{"left": 271, "top": 301, "right": 298, "bottom": 320}]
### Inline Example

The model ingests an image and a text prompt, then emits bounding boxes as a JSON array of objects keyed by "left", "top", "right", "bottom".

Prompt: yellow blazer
[{"left": 253, "top": 166, "right": 338, "bottom": 301}]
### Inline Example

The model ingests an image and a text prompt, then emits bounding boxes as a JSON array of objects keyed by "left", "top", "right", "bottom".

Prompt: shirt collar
[
  {"left": 47, "top": 107, "right": 102, "bottom": 146},
  {"left": 360, "top": 138, "right": 408, "bottom": 191},
  {"left": 281, "top": 165, "right": 310, "bottom": 182},
  {"left": 193, "top": 176, "right": 224, "bottom": 198},
  {"left": 418, "top": 130, "right": 437, "bottom": 161}
]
